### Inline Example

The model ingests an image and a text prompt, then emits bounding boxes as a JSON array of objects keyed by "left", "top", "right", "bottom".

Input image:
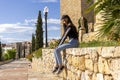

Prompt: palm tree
[{"left": 87, "top": 0, "right": 120, "bottom": 41}]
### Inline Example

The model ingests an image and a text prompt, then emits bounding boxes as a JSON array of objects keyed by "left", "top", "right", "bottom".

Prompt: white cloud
[
  {"left": 0, "top": 23, "right": 34, "bottom": 33},
  {"left": 0, "top": 22, "right": 35, "bottom": 43},
  {"left": 33, "top": 0, "right": 58, "bottom": 3},
  {"left": 1, "top": 37, "right": 30, "bottom": 43},
  {"left": 0, "top": 18, "right": 60, "bottom": 43},
  {"left": 24, "top": 19, "right": 37, "bottom": 25}
]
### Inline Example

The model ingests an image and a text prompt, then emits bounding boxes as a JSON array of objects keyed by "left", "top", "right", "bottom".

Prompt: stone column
[{"left": 79, "top": 17, "right": 86, "bottom": 42}]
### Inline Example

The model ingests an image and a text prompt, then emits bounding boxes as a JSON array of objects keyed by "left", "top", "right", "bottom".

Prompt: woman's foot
[
  {"left": 52, "top": 66, "right": 59, "bottom": 73},
  {"left": 56, "top": 66, "right": 64, "bottom": 74}
]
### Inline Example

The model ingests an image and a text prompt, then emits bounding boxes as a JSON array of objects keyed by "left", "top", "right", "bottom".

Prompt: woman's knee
[{"left": 54, "top": 47, "right": 61, "bottom": 53}]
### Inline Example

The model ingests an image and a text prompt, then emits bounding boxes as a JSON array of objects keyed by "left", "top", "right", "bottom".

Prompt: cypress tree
[
  {"left": 0, "top": 41, "right": 2, "bottom": 61},
  {"left": 32, "top": 33, "right": 35, "bottom": 52},
  {"left": 35, "top": 10, "right": 43, "bottom": 50}
]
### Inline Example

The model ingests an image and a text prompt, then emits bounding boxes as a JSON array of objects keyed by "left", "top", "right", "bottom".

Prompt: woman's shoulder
[{"left": 67, "top": 23, "right": 73, "bottom": 28}]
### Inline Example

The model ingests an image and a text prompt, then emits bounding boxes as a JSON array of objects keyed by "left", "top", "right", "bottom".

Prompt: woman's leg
[
  {"left": 52, "top": 48, "right": 60, "bottom": 73},
  {"left": 54, "top": 49, "right": 59, "bottom": 66},
  {"left": 55, "top": 39, "right": 79, "bottom": 66},
  {"left": 53, "top": 39, "right": 79, "bottom": 73}
]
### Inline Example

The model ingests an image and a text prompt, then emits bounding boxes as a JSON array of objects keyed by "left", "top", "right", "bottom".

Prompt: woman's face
[{"left": 61, "top": 19, "right": 67, "bottom": 26}]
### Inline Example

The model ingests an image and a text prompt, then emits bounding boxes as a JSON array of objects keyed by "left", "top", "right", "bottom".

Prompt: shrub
[
  {"left": 49, "top": 40, "right": 59, "bottom": 49},
  {"left": 26, "top": 48, "right": 42, "bottom": 61},
  {"left": 7, "top": 49, "right": 16, "bottom": 59},
  {"left": 26, "top": 53, "right": 33, "bottom": 61},
  {"left": 33, "top": 48, "right": 42, "bottom": 58},
  {"left": 2, "top": 49, "right": 16, "bottom": 60},
  {"left": 3, "top": 53, "right": 9, "bottom": 60}
]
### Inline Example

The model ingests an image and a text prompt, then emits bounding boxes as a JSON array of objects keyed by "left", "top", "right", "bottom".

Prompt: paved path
[
  {"left": 0, "top": 59, "right": 30, "bottom": 80},
  {"left": 0, "top": 59, "right": 62, "bottom": 80},
  {"left": 28, "top": 71, "right": 63, "bottom": 80}
]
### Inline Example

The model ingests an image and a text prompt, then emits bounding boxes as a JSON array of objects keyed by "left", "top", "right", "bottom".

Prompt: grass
[{"left": 79, "top": 40, "right": 120, "bottom": 48}]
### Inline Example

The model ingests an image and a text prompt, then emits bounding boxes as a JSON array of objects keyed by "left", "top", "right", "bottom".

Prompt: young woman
[{"left": 52, "top": 15, "right": 79, "bottom": 74}]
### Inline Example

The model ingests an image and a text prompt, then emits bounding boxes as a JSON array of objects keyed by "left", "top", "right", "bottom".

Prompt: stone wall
[
  {"left": 82, "top": 32, "right": 99, "bottom": 42},
  {"left": 31, "top": 47, "right": 120, "bottom": 80}
]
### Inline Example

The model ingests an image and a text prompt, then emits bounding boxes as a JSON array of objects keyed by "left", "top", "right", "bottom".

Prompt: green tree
[
  {"left": 0, "top": 41, "right": 2, "bottom": 61},
  {"left": 35, "top": 10, "right": 43, "bottom": 50},
  {"left": 86, "top": 0, "right": 120, "bottom": 40},
  {"left": 32, "top": 33, "right": 35, "bottom": 52}
]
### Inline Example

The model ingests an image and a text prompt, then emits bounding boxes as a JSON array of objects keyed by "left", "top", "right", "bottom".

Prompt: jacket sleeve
[{"left": 58, "top": 27, "right": 71, "bottom": 46}]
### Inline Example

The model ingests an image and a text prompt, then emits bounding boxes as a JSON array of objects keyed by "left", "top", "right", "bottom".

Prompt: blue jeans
[{"left": 54, "top": 38, "right": 79, "bottom": 66}]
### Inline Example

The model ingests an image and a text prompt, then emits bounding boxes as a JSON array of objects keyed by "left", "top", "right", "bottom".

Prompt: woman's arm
[{"left": 58, "top": 27, "right": 71, "bottom": 46}]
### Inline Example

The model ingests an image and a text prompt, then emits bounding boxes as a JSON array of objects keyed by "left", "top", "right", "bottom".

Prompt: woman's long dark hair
[
  {"left": 61, "top": 15, "right": 76, "bottom": 31},
  {"left": 61, "top": 15, "right": 74, "bottom": 25}
]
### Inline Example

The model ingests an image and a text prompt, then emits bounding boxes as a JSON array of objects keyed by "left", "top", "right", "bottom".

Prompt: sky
[{"left": 0, "top": 0, "right": 60, "bottom": 44}]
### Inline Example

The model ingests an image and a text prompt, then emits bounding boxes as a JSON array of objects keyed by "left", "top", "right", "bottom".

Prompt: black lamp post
[{"left": 43, "top": 6, "right": 49, "bottom": 47}]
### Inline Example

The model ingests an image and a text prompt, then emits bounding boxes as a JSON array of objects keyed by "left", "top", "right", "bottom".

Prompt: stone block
[
  {"left": 108, "top": 59, "right": 120, "bottom": 80},
  {"left": 67, "top": 55, "right": 72, "bottom": 65},
  {"left": 72, "top": 56, "right": 85, "bottom": 70},
  {"left": 67, "top": 70, "right": 72, "bottom": 80},
  {"left": 77, "top": 70, "right": 82, "bottom": 80},
  {"left": 92, "top": 73, "right": 97, "bottom": 80},
  {"left": 79, "top": 56, "right": 85, "bottom": 70},
  {"left": 67, "top": 48, "right": 88, "bottom": 56},
  {"left": 85, "top": 70, "right": 93, "bottom": 80},
  {"left": 80, "top": 48, "right": 89, "bottom": 56},
  {"left": 101, "top": 47, "right": 115, "bottom": 58},
  {"left": 114, "top": 47, "right": 120, "bottom": 57},
  {"left": 81, "top": 72, "right": 85, "bottom": 80},
  {"left": 85, "top": 59, "right": 94, "bottom": 71},
  {"left": 85, "top": 55, "right": 90, "bottom": 59},
  {"left": 71, "top": 48, "right": 81, "bottom": 56},
  {"left": 97, "top": 73, "right": 104, "bottom": 80},
  {"left": 66, "top": 49, "right": 73, "bottom": 55},
  {"left": 59, "top": 68, "right": 67, "bottom": 79},
  {"left": 104, "top": 75, "right": 113, "bottom": 80},
  {"left": 96, "top": 47, "right": 102, "bottom": 55},
  {"left": 86, "top": 47, "right": 96, "bottom": 54},
  {"left": 71, "top": 73, "right": 75, "bottom": 80},
  {"left": 89, "top": 50, "right": 99, "bottom": 63},
  {"left": 72, "top": 56, "right": 78, "bottom": 67},
  {"left": 98, "top": 57, "right": 110, "bottom": 74},
  {"left": 94, "top": 62, "right": 98, "bottom": 73}
]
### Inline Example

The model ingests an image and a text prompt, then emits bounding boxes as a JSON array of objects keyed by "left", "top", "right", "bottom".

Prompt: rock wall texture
[{"left": 31, "top": 47, "right": 120, "bottom": 80}]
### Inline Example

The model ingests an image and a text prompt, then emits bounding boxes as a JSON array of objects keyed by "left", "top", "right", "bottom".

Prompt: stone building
[
  {"left": 60, "top": 0, "right": 96, "bottom": 42},
  {"left": 10, "top": 41, "right": 31, "bottom": 59},
  {"left": 60, "top": 0, "right": 94, "bottom": 31}
]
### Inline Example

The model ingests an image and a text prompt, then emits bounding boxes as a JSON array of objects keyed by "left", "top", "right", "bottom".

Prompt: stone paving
[
  {"left": 0, "top": 59, "right": 30, "bottom": 80},
  {"left": 28, "top": 70, "right": 63, "bottom": 80},
  {"left": 0, "top": 58, "right": 62, "bottom": 80}
]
